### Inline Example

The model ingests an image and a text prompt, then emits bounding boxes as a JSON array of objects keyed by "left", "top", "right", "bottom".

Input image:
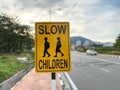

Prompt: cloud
[
  {"left": 68, "top": 0, "right": 120, "bottom": 42},
  {"left": 101, "top": 0, "right": 120, "bottom": 8},
  {"left": 0, "top": 0, "right": 120, "bottom": 42}
]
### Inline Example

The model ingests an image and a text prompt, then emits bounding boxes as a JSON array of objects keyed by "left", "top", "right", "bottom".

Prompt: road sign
[{"left": 35, "top": 22, "right": 70, "bottom": 72}]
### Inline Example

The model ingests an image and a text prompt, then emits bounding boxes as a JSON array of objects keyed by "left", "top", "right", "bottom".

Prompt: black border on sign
[{"left": 35, "top": 22, "right": 71, "bottom": 72}]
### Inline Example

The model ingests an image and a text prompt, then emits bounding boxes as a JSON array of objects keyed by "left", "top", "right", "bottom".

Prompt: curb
[
  {"left": 59, "top": 73, "right": 72, "bottom": 90},
  {"left": 99, "top": 54, "right": 120, "bottom": 59},
  {"left": 10, "top": 68, "right": 33, "bottom": 90},
  {"left": 77, "top": 51, "right": 120, "bottom": 59},
  {"left": 58, "top": 73, "right": 64, "bottom": 90},
  {"left": 59, "top": 72, "right": 79, "bottom": 90},
  {"left": 0, "top": 61, "right": 34, "bottom": 90}
]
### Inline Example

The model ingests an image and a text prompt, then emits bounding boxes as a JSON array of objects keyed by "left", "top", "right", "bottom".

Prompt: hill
[{"left": 70, "top": 36, "right": 91, "bottom": 45}]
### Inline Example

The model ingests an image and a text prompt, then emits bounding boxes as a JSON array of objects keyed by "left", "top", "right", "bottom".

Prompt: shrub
[{"left": 107, "top": 51, "right": 120, "bottom": 55}]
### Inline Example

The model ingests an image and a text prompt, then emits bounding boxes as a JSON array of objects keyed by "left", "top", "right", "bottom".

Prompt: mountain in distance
[
  {"left": 70, "top": 36, "right": 91, "bottom": 45},
  {"left": 70, "top": 36, "right": 114, "bottom": 47}
]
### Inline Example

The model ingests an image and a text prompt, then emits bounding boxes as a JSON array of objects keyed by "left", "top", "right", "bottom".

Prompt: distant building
[
  {"left": 94, "top": 41, "right": 102, "bottom": 45},
  {"left": 92, "top": 41, "right": 103, "bottom": 47},
  {"left": 83, "top": 40, "right": 91, "bottom": 47},
  {"left": 102, "top": 42, "right": 114, "bottom": 47},
  {"left": 76, "top": 40, "right": 82, "bottom": 47},
  {"left": 71, "top": 44, "right": 76, "bottom": 50}
]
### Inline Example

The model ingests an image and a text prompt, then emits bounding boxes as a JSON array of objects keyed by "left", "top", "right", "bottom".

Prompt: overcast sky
[{"left": 0, "top": 0, "right": 120, "bottom": 42}]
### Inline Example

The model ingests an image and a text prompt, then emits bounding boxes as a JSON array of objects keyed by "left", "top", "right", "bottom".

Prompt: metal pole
[
  {"left": 49, "top": 4, "right": 56, "bottom": 90},
  {"left": 49, "top": 5, "right": 51, "bottom": 22},
  {"left": 52, "top": 73, "right": 56, "bottom": 90}
]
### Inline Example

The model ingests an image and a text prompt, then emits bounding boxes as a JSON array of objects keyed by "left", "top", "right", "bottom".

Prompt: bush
[
  {"left": 76, "top": 46, "right": 87, "bottom": 52},
  {"left": 94, "top": 47, "right": 114, "bottom": 54},
  {"left": 107, "top": 51, "right": 120, "bottom": 55}
]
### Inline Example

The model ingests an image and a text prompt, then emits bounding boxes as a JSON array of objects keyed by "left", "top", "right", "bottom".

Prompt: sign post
[
  {"left": 35, "top": 22, "right": 70, "bottom": 89},
  {"left": 52, "top": 72, "right": 56, "bottom": 90}
]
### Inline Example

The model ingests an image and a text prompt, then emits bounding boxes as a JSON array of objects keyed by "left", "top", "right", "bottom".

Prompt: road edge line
[{"left": 64, "top": 72, "right": 78, "bottom": 90}]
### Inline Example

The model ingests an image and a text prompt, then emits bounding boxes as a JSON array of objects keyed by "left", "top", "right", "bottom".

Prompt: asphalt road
[{"left": 68, "top": 51, "right": 120, "bottom": 90}]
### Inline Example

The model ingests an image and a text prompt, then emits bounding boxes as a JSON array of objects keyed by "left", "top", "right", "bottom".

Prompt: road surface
[{"left": 68, "top": 51, "right": 120, "bottom": 90}]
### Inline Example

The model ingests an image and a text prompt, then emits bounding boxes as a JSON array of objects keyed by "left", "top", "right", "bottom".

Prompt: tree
[
  {"left": 0, "top": 13, "right": 34, "bottom": 53},
  {"left": 114, "top": 34, "right": 120, "bottom": 50}
]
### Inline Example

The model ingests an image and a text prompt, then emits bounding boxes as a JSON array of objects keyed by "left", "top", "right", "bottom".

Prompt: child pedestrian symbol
[
  {"left": 54, "top": 37, "right": 64, "bottom": 57},
  {"left": 42, "top": 37, "right": 50, "bottom": 57}
]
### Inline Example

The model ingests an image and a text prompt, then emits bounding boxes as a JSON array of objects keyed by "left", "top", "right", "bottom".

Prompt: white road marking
[
  {"left": 73, "top": 52, "right": 120, "bottom": 65},
  {"left": 90, "top": 64, "right": 110, "bottom": 73},
  {"left": 80, "top": 61, "right": 85, "bottom": 63},
  {"left": 72, "top": 52, "right": 117, "bottom": 73},
  {"left": 101, "top": 68, "right": 110, "bottom": 72},
  {"left": 92, "top": 57, "right": 120, "bottom": 65},
  {"left": 89, "top": 64, "right": 95, "bottom": 67},
  {"left": 64, "top": 72, "right": 78, "bottom": 90}
]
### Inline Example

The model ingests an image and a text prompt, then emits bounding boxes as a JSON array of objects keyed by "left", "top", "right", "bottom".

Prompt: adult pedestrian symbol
[
  {"left": 35, "top": 22, "right": 71, "bottom": 72},
  {"left": 54, "top": 37, "right": 64, "bottom": 57},
  {"left": 42, "top": 37, "right": 50, "bottom": 57}
]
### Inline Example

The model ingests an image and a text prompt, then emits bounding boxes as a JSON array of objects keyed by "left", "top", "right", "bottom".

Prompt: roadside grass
[
  {"left": 107, "top": 51, "right": 120, "bottom": 55},
  {"left": 94, "top": 47, "right": 114, "bottom": 54},
  {"left": 0, "top": 52, "right": 33, "bottom": 83},
  {"left": 94, "top": 47, "right": 120, "bottom": 55},
  {"left": 76, "top": 46, "right": 120, "bottom": 55}
]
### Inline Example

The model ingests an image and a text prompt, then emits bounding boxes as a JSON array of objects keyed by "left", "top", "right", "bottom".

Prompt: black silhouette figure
[
  {"left": 54, "top": 37, "right": 64, "bottom": 57},
  {"left": 42, "top": 37, "right": 50, "bottom": 57}
]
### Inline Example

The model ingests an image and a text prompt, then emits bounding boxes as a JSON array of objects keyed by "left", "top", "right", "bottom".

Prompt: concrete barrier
[{"left": 0, "top": 61, "right": 34, "bottom": 90}]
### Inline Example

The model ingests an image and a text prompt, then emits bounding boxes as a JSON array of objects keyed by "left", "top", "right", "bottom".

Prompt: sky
[{"left": 0, "top": 0, "right": 120, "bottom": 42}]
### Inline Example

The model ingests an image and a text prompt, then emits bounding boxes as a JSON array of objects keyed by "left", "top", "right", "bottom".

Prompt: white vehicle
[{"left": 86, "top": 50, "right": 97, "bottom": 55}]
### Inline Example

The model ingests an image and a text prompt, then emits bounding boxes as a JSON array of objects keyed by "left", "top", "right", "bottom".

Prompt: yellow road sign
[{"left": 35, "top": 22, "right": 70, "bottom": 72}]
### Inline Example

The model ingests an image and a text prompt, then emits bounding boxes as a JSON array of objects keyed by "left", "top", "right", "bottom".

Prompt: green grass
[
  {"left": 94, "top": 47, "right": 120, "bottom": 55},
  {"left": 107, "top": 51, "right": 120, "bottom": 55},
  {"left": 0, "top": 52, "right": 33, "bottom": 83},
  {"left": 95, "top": 47, "right": 113, "bottom": 54},
  {"left": 76, "top": 46, "right": 120, "bottom": 55}
]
